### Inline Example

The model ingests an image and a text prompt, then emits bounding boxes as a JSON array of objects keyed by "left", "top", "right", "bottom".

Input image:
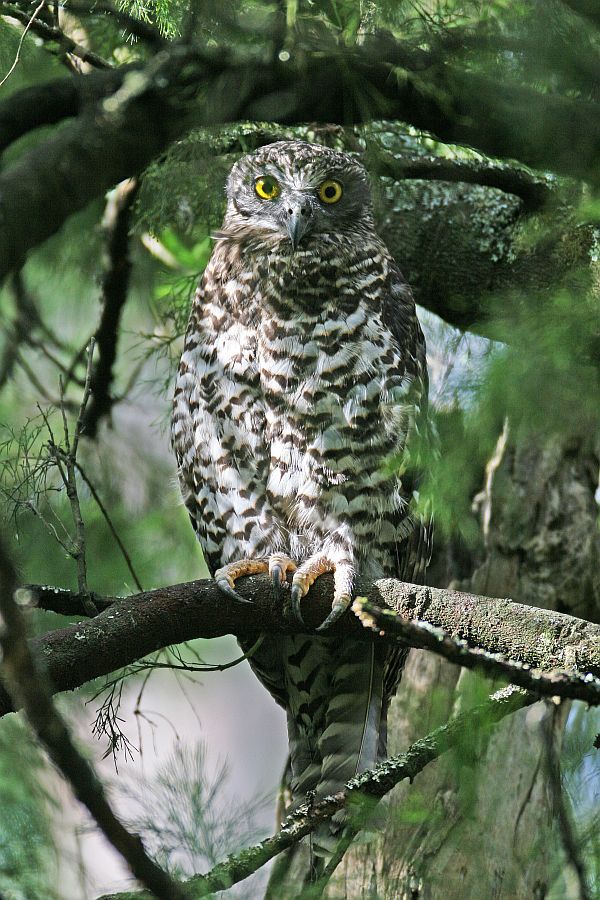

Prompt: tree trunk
[{"left": 332, "top": 431, "right": 599, "bottom": 899}]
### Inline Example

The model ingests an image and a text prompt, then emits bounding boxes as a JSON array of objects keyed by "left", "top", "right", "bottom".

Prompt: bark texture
[{"left": 331, "top": 433, "right": 599, "bottom": 898}]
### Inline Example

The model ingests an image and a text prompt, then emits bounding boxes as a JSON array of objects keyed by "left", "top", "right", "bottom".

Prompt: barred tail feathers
[
  {"left": 280, "top": 637, "right": 387, "bottom": 806},
  {"left": 282, "top": 635, "right": 336, "bottom": 806},
  {"left": 316, "top": 639, "right": 386, "bottom": 799}
]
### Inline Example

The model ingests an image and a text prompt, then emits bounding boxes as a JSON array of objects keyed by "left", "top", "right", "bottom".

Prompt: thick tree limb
[
  {"left": 0, "top": 538, "right": 189, "bottom": 900},
  {"left": 560, "top": 0, "right": 600, "bottom": 29},
  {"left": 368, "top": 147, "right": 553, "bottom": 212},
  {"left": 2, "top": 35, "right": 600, "bottom": 281},
  {"left": 0, "top": 69, "right": 126, "bottom": 152},
  {"left": 353, "top": 598, "right": 600, "bottom": 705},
  {"left": 96, "top": 686, "right": 534, "bottom": 899},
  {"left": 0, "top": 574, "right": 595, "bottom": 723}
]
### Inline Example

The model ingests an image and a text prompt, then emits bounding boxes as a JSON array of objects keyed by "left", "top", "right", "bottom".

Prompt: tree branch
[
  {"left": 0, "top": 69, "right": 125, "bottom": 152},
  {"left": 2, "top": 34, "right": 600, "bottom": 282},
  {"left": 368, "top": 146, "right": 553, "bottom": 212},
  {"left": 81, "top": 178, "right": 138, "bottom": 438},
  {"left": 560, "top": 0, "right": 600, "bottom": 29},
  {"left": 352, "top": 598, "right": 600, "bottom": 705},
  {"left": 1, "top": 3, "right": 112, "bottom": 69},
  {"left": 0, "top": 574, "right": 595, "bottom": 723},
  {"left": 96, "top": 686, "right": 534, "bottom": 899},
  {"left": 542, "top": 704, "right": 591, "bottom": 900},
  {"left": 65, "top": 0, "right": 167, "bottom": 48},
  {"left": 0, "top": 538, "right": 189, "bottom": 900}
]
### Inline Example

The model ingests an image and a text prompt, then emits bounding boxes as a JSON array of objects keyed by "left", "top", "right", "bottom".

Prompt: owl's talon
[
  {"left": 216, "top": 579, "right": 252, "bottom": 604},
  {"left": 316, "top": 597, "right": 351, "bottom": 631},
  {"left": 290, "top": 584, "right": 305, "bottom": 625},
  {"left": 268, "top": 555, "right": 296, "bottom": 602},
  {"left": 271, "top": 564, "right": 283, "bottom": 599},
  {"left": 214, "top": 559, "right": 270, "bottom": 604}
]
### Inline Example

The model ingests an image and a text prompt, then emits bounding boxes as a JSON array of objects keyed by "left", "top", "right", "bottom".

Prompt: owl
[{"left": 172, "top": 140, "right": 430, "bottom": 845}]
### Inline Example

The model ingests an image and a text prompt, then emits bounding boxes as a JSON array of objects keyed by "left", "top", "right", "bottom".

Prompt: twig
[
  {"left": 86, "top": 636, "right": 265, "bottom": 702},
  {"left": 74, "top": 460, "right": 143, "bottom": 591},
  {"left": 293, "top": 827, "right": 357, "bottom": 900},
  {"left": 1, "top": 1, "right": 112, "bottom": 68},
  {"left": 0, "top": 536, "right": 189, "bottom": 900},
  {"left": 0, "top": 272, "right": 43, "bottom": 389},
  {"left": 97, "top": 686, "right": 534, "bottom": 899},
  {"left": 55, "top": 342, "right": 96, "bottom": 615},
  {"left": 14, "top": 350, "right": 58, "bottom": 403},
  {"left": 0, "top": 0, "right": 46, "bottom": 88},
  {"left": 352, "top": 597, "right": 600, "bottom": 705}
]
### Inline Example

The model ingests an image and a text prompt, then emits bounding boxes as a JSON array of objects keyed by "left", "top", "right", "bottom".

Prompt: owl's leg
[
  {"left": 215, "top": 555, "right": 296, "bottom": 603},
  {"left": 290, "top": 556, "right": 354, "bottom": 631}
]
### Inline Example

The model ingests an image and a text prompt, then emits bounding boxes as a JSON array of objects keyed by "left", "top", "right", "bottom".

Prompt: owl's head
[{"left": 222, "top": 141, "right": 374, "bottom": 249}]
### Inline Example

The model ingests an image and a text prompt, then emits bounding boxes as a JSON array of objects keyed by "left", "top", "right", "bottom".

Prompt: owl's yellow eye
[
  {"left": 318, "top": 180, "right": 343, "bottom": 204},
  {"left": 255, "top": 176, "right": 281, "bottom": 200}
]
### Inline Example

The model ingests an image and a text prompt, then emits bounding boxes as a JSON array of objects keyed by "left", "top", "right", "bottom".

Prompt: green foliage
[
  {"left": 0, "top": 718, "right": 57, "bottom": 900},
  {"left": 120, "top": 0, "right": 185, "bottom": 39},
  {"left": 482, "top": 293, "right": 600, "bottom": 443}
]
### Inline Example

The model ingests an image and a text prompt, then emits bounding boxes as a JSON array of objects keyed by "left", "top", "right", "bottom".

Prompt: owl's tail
[{"left": 284, "top": 637, "right": 389, "bottom": 856}]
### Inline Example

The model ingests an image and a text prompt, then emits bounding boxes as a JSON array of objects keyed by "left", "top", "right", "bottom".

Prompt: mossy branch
[
  {"left": 0, "top": 33, "right": 598, "bottom": 284},
  {"left": 1, "top": 574, "right": 597, "bottom": 726}
]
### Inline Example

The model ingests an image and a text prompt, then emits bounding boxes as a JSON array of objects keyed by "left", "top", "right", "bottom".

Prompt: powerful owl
[{"left": 172, "top": 140, "right": 430, "bottom": 839}]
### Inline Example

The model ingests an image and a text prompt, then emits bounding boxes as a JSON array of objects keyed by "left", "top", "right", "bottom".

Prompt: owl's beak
[{"left": 286, "top": 204, "right": 311, "bottom": 250}]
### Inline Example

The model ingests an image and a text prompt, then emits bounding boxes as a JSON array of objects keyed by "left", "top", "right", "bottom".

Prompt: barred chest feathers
[{"left": 175, "top": 234, "right": 416, "bottom": 582}]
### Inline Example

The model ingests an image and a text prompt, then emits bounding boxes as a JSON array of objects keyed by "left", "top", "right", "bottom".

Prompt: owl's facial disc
[{"left": 224, "top": 142, "right": 373, "bottom": 248}]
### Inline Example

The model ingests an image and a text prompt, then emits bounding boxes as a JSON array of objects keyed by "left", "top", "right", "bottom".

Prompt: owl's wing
[
  {"left": 381, "top": 262, "right": 434, "bottom": 585},
  {"left": 379, "top": 263, "right": 434, "bottom": 700},
  {"left": 171, "top": 275, "right": 274, "bottom": 577}
]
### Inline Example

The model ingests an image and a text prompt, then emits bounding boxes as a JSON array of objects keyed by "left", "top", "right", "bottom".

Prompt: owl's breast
[{"left": 259, "top": 302, "right": 409, "bottom": 538}]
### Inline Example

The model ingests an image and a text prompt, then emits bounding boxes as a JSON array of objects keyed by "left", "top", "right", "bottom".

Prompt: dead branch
[{"left": 81, "top": 178, "right": 138, "bottom": 438}]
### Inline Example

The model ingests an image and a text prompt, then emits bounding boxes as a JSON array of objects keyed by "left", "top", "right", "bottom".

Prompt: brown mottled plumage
[{"left": 171, "top": 141, "right": 431, "bottom": 848}]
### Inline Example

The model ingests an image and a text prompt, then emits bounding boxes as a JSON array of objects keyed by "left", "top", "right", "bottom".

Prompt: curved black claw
[
  {"left": 316, "top": 599, "right": 348, "bottom": 632},
  {"left": 271, "top": 564, "right": 284, "bottom": 600},
  {"left": 216, "top": 579, "right": 253, "bottom": 605},
  {"left": 290, "top": 584, "right": 305, "bottom": 625}
]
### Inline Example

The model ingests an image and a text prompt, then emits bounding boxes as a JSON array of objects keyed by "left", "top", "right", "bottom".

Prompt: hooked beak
[{"left": 286, "top": 204, "right": 312, "bottom": 250}]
